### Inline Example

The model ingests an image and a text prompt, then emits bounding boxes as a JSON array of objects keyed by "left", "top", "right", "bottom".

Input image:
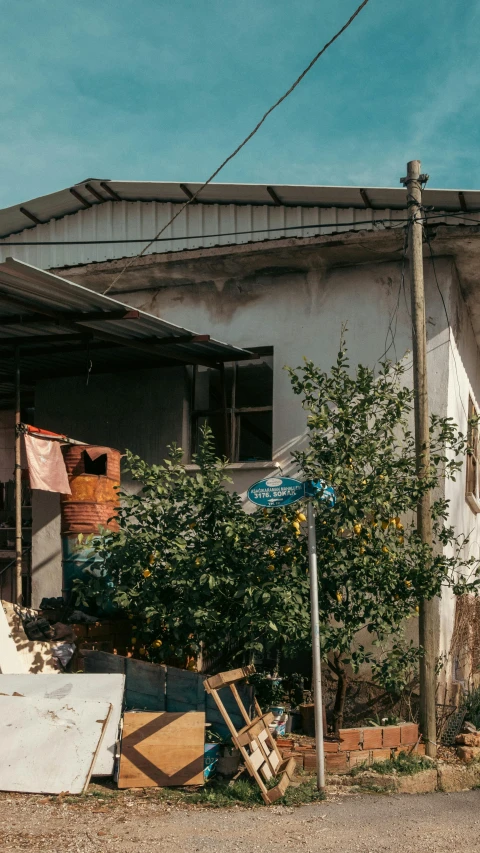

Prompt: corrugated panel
[
  {"left": 0, "top": 201, "right": 413, "bottom": 269},
  {"left": 1, "top": 179, "right": 479, "bottom": 260}
]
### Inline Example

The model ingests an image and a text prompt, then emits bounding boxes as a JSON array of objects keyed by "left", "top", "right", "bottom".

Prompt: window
[
  {"left": 191, "top": 353, "right": 273, "bottom": 462},
  {"left": 466, "top": 397, "right": 480, "bottom": 512}
]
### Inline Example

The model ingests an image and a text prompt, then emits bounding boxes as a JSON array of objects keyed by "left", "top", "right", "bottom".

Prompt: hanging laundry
[{"left": 24, "top": 435, "right": 71, "bottom": 494}]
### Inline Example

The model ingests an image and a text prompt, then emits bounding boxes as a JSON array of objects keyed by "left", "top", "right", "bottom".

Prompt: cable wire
[{"left": 101, "top": 0, "right": 372, "bottom": 294}]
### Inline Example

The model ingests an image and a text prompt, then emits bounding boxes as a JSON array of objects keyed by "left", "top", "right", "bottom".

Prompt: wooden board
[
  {"left": 118, "top": 711, "right": 205, "bottom": 788},
  {"left": 0, "top": 602, "right": 26, "bottom": 673},
  {"left": 0, "top": 696, "right": 111, "bottom": 794},
  {"left": 1, "top": 601, "right": 58, "bottom": 673},
  {"left": 0, "top": 673, "right": 125, "bottom": 776}
]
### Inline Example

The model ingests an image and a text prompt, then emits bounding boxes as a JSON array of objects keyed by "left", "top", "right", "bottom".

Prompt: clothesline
[{"left": 17, "top": 423, "right": 85, "bottom": 445}]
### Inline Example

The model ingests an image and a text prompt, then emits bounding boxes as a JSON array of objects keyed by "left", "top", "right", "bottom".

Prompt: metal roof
[
  {"left": 1, "top": 179, "right": 479, "bottom": 239},
  {"left": 0, "top": 258, "right": 253, "bottom": 405}
]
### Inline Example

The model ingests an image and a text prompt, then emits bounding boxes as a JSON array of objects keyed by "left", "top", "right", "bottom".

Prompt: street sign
[
  {"left": 248, "top": 476, "right": 336, "bottom": 508},
  {"left": 247, "top": 476, "right": 304, "bottom": 507}
]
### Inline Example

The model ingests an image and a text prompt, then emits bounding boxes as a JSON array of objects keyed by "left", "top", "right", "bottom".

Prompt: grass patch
[
  {"left": 149, "top": 775, "right": 325, "bottom": 808},
  {"left": 350, "top": 752, "right": 433, "bottom": 777}
]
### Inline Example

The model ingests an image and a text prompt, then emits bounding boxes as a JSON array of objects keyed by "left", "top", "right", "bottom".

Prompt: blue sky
[{"left": 1, "top": 0, "right": 480, "bottom": 207}]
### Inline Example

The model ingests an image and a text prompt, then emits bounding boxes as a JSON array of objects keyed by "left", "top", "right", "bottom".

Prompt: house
[{"left": 1, "top": 178, "right": 480, "bottom": 690}]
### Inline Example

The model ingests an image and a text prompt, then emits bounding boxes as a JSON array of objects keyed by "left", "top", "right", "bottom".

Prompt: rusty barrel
[{"left": 61, "top": 445, "right": 121, "bottom": 600}]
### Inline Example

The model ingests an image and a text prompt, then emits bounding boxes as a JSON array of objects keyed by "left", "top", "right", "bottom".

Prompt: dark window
[
  {"left": 192, "top": 353, "right": 273, "bottom": 462},
  {"left": 83, "top": 451, "right": 107, "bottom": 475}
]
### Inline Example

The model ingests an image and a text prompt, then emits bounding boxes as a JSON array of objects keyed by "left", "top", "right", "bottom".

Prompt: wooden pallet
[{"left": 203, "top": 665, "right": 296, "bottom": 804}]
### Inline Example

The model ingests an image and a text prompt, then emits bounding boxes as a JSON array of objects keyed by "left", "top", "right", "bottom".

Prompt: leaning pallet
[{"left": 203, "top": 665, "right": 297, "bottom": 804}]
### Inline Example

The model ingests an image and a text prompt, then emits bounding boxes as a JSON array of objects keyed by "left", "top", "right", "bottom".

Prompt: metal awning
[{"left": 0, "top": 257, "right": 254, "bottom": 406}]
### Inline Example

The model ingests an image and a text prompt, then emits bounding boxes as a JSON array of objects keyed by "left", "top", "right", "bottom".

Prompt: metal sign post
[
  {"left": 307, "top": 499, "right": 325, "bottom": 791},
  {"left": 248, "top": 476, "right": 335, "bottom": 792}
]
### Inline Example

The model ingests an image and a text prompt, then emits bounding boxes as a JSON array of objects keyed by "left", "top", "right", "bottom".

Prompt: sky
[{"left": 1, "top": 0, "right": 480, "bottom": 208}]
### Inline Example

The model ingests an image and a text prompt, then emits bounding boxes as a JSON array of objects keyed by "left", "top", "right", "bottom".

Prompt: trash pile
[{"left": 0, "top": 601, "right": 287, "bottom": 801}]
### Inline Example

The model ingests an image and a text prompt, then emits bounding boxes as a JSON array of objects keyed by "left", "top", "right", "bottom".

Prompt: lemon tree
[
  {"left": 288, "top": 341, "right": 480, "bottom": 731},
  {"left": 73, "top": 426, "right": 309, "bottom": 667}
]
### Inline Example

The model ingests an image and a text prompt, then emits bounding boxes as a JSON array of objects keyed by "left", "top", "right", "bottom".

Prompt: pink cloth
[{"left": 24, "top": 435, "right": 71, "bottom": 494}]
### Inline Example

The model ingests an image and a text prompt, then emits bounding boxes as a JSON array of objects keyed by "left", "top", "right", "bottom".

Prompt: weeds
[{"left": 350, "top": 751, "right": 433, "bottom": 777}]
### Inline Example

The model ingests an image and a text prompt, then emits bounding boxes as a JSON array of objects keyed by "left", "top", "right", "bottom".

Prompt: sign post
[{"left": 247, "top": 476, "right": 335, "bottom": 792}]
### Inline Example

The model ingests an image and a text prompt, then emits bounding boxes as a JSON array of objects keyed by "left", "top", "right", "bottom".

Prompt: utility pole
[
  {"left": 14, "top": 348, "right": 22, "bottom": 605},
  {"left": 400, "top": 160, "right": 437, "bottom": 758}
]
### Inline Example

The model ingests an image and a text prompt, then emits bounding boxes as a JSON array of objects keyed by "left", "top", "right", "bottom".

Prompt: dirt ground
[{"left": 1, "top": 788, "right": 480, "bottom": 853}]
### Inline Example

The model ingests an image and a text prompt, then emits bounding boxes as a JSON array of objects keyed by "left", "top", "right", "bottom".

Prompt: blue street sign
[
  {"left": 247, "top": 477, "right": 305, "bottom": 507},
  {"left": 248, "top": 477, "right": 336, "bottom": 508}
]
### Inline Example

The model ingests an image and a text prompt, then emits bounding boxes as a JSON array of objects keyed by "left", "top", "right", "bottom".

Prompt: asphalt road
[{"left": 1, "top": 790, "right": 480, "bottom": 852}]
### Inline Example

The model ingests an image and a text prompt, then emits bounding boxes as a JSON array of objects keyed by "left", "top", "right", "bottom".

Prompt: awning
[{"left": 0, "top": 257, "right": 254, "bottom": 406}]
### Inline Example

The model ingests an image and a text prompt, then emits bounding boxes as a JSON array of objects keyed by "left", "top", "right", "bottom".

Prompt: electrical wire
[
  {"left": 377, "top": 225, "right": 409, "bottom": 364},
  {"left": 101, "top": 0, "right": 372, "bottom": 294},
  {"left": 0, "top": 209, "right": 475, "bottom": 251}
]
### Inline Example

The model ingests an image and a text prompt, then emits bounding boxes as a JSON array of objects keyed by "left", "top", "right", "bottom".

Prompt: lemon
[
  {"left": 283, "top": 545, "right": 291, "bottom": 553},
  {"left": 336, "top": 592, "right": 343, "bottom": 603},
  {"left": 415, "top": 605, "right": 419, "bottom": 613},
  {"left": 405, "top": 580, "right": 412, "bottom": 587},
  {"left": 143, "top": 569, "right": 152, "bottom": 578},
  {"left": 149, "top": 553, "right": 155, "bottom": 565},
  {"left": 267, "top": 564, "right": 275, "bottom": 571},
  {"left": 282, "top": 515, "right": 288, "bottom": 523},
  {"left": 263, "top": 508, "right": 268, "bottom": 517},
  {"left": 195, "top": 557, "right": 202, "bottom": 566},
  {"left": 359, "top": 547, "right": 365, "bottom": 554},
  {"left": 139, "top": 648, "right": 146, "bottom": 656},
  {"left": 296, "top": 512, "right": 307, "bottom": 523},
  {"left": 153, "top": 639, "right": 162, "bottom": 648},
  {"left": 353, "top": 523, "right": 362, "bottom": 535},
  {"left": 268, "top": 549, "right": 275, "bottom": 558},
  {"left": 292, "top": 521, "right": 300, "bottom": 530},
  {"left": 382, "top": 546, "right": 389, "bottom": 554},
  {"left": 131, "top": 637, "right": 137, "bottom": 644}
]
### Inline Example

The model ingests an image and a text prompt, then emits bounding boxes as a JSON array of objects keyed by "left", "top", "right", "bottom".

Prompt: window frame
[
  {"left": 466, "top": 396, "right": 480, "bottom": 513},
  {"left": 190, "top": 348, "right": 273, "bottom": 463}
]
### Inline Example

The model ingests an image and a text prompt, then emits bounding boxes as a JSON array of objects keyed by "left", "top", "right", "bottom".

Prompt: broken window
[
  {"left": 466, "top": 397, "right": 480, "bottom": 512},
  {"left": 191, "top": 353, "right": 273, "bottom": 462},
  {"left": 83, "top": 451, "right": 107, "bottom": 476}
]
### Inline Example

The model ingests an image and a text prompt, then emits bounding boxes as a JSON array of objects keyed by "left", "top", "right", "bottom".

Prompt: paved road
[{"left": 1, "top": 790, "right": 480, "bottom": 852}]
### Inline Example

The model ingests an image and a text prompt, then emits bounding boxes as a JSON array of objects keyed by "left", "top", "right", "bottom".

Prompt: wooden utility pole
[
  {"left": 401, "top": 160, "right": 437, "bottom": 758},
  {"left": 14, "top": 348, "right": 22, "bottom": 604}
]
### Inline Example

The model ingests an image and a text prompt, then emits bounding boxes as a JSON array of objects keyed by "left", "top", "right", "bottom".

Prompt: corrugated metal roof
[
  {"left": 1, "top": 178, "right": 479, "bottom": 240},
  {"left": 0, "top": 258, "right": 253, "bottom": 404}
]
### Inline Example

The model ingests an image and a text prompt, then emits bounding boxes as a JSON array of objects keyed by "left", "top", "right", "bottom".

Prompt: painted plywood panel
[
  {"left": 0, "top": 696, "right": 111, "bottom": 794},
  {"left": 118, "top": 711, "right": 205, "bottom": 788},
  {"left": 0, "top": 673, "right": 125, "bottom": 776},
  {"left": 83, "top": 651, "right": 166, "bottom": 711},
  {"left": 0, "top": 602, "right": 26, "bottom": 673}
]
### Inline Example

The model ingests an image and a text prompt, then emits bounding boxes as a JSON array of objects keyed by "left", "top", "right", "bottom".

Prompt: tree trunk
[{"left": 332, "top": 660, "right": 348, "bottom": 734}]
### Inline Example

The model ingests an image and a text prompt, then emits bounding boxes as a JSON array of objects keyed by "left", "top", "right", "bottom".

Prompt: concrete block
[{"left": 437, "top": 762, "right": 480, "bottom": 792}]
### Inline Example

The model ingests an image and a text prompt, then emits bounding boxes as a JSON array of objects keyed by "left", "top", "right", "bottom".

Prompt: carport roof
[{"left": 0, "top": 257, "right": 254, "bottom": 406}]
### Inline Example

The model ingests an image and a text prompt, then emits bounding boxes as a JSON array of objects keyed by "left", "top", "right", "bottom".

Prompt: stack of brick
[
  {"left": 455, "top": 731, "right": 480, "bottom": 763},
  {"left": 278, "top": 723, "right": 423, "bottom": 773}
]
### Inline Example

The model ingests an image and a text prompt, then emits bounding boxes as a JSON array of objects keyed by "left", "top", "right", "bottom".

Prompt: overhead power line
[{"left": 102, "top": 0, "right": 372, "bottom": 294}]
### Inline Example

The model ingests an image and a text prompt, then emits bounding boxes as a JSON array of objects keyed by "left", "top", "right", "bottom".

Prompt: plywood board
[
  {"left": 118, "top": 711, "right": 205, "bottom": 788},
  {"left": 0, "top": 602, "right": 26, "bottom": 673},
  {"left": 83, "top": 650, "right": 166, "bottom": 711},
  {"left": 0, "top": 696, "right": 111, "bottom": 794},
  {"left": 1, "top": 601, "right": 58, "bottom": 673},
  {"left": 0, "top": 673, "right": 125, "bottom": 776}
]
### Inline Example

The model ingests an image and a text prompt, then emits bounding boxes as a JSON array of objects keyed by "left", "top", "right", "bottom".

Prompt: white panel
[
  {"left": 260, "top": 762, "right": 272, "bottom": 781},
  {"left": 0, "top": 673, "right": 125, "bottom": 775},
  {"left": 0, "top": 604, "right": 26, "bottom": 674},
  {"left": 258, "top": 729, "right": 268, "bottom": 744},
  {"left": 269, "top": 750, "right": 280, "bottom": 771},
  {"left": 0, "top": 200, "right": 399, "bottom": 271},
  {"left": 0, "top": 696, "right": 111, "bottom": 794},
  {"left": 249, "top": 748, "right": 264, "bottom": 771}
]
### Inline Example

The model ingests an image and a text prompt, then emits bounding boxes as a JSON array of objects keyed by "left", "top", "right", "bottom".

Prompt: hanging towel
[{"left": 24, "top": 435, "right": 71, "bottom": 494}]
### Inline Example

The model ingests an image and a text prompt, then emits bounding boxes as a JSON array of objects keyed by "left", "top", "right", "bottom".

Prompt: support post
[
  {"left": 402, "top": 160, "right": 437, "bottom": 758},
  {"left": 307, "top": 499, "right": 325, "bottom": 790},
  {"left": 14, "top": 348, "right": 22, "bottom": 605}
]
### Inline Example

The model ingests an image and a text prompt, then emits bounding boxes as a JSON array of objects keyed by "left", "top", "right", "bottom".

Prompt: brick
[
  {"left": 349, "top": 750, "right": 371, "bottom": 768},
  {"left": 303, "top": 752, "right": 318, "bottom": 770},
  {"left": 416, "top": 743, "right": 426, "bottom": 755},
  {"left": 371, "top": 748, "right": 392, "bottom": 762},
  {"left": 281, "top": 752, "right": 304, "bottom": 767},
  {"left": 276, "top": 738, "right": 294, "bottom": 749},
  {"left": 325, "top": 752, "right": 348, "bottom": 773},
  {"left": 323, "top": 740, "right": 340, "bottom": 753},
  {"left": 362, "top": 727, "right": 383, "bottom": 749},
  {"left": 382, "top": 726, "right": 401, "bottom": 748},
  {"left": 338, "top": 728, "right": 362, "bottom": 751},
  {"left": 400, "top": 723, "right": 419, "bottom": 745}
]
